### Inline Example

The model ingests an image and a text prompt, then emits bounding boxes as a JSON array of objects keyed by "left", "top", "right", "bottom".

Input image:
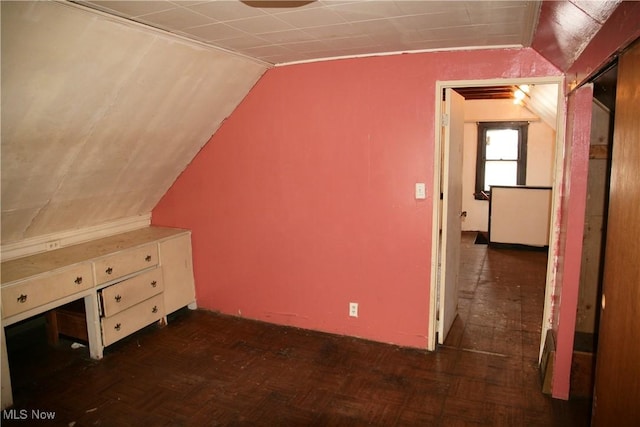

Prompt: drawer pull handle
[
  {"left": 151, "top": 280, "right": 157, "bottom": 288},
  {"left": 145, "top": 255, "right": 152, "bottom": 262},
  {"left": 17, "top": 294, "right": 28, "bottom": 303},
  {"left": 74, "top": 276, "right": 83, "bottom": 285},
  {"left": 114, "top": 295, "right": 122, "bottom": 303},
  {"left": 114, "top": 323, "right": 121, "bottom": 331},
  {"left": 152, "top": 306, "right": 158, "bottom": 314},
  {"left": 105, "top": 267, "right": 113, "bottom": 275}
]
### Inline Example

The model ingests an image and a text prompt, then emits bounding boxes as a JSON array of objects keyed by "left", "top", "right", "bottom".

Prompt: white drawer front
[
  {"left": 1, "top": 264, "right": 94, "bottom": 319},
  {"left": 100, "top": 268, "right": 164, "bottom": 317},
  {"left": 94, "top": 243, "right": 158, "bottom": 284},
  {"left": 101, "top": 294, "right": 164, "bottom": 346}
]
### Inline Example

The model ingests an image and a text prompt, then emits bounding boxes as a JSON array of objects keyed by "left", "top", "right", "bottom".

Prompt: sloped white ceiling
[
  {"left": 77, "top": 0, "right": 542, "bottom": 65},
  {"left": 1, "top": 1, "right": 268, "bottom": 244},
  {"left": 522, "top": 84, "right": 559, "bottom": 131}
]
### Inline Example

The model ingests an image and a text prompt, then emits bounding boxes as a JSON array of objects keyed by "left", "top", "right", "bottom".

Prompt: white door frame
[{"left": 428, "top": 77, "right": 566, "bottom": 352}]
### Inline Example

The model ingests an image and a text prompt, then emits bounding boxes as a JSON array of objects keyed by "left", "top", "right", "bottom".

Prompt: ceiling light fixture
[{"left": 513, "top": 84, "right": 531, "bottom": 105}]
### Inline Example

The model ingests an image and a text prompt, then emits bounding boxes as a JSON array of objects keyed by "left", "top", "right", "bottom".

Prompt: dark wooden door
[{"left": 592, "top": 41, "right": 640, "bottom": 426}]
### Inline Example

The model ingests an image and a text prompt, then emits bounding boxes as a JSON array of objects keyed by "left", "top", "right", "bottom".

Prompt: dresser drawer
[
  {"left": 1, "top": 264, "right": 94, "bottom": 319},
  {"left": 101, "top": 294, "right": 164, "bottom": 346},
  {"left": 94, "top": 243, "right": 158, "bottom": 284},
  {"left": 100, "top": 268, "right": 164, "bottom": 317}
]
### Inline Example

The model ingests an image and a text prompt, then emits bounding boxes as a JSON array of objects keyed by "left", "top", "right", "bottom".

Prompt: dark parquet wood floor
[{"left": 3, "top": 232, "right": 591, "bottom": 426}]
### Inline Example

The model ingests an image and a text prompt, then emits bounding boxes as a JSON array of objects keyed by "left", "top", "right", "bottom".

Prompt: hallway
[
  {"left": 3, "top": 232, "right": 591, "bottom": 425},
  {"left": 444, "top": 231, "right": 549, "bottom": 361},
  {"left": 440, "top": 232, "right": 580, "bottom": 422}
]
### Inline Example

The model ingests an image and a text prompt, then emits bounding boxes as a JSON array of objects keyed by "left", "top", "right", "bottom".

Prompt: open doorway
[{"left": 428, "top": 78, "right": 564, "bottom": 357}]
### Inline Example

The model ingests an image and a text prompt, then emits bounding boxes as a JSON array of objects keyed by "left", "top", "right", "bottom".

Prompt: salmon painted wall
[
  {"left": 567, "top": 1, "right": 640, "bottom": 87},
  {"left": 152, "top": 48, "right": 560, "bottom": 349},
  {"left": 548, "top": 12, "right": 639, "bottom": 399},
  {"left": 551, "top": 85, "right": 593, "bottom": 400}
]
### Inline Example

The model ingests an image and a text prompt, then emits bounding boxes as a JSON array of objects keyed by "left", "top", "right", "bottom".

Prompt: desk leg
[
  {"left": 84, "top": 294, "right": 104, "bottom": 360},
  {"left": 1, "top": 325, "right": 13, "bottom": 409}
]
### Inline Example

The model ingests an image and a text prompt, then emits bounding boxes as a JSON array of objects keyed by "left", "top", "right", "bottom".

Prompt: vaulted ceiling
[{"left": 0, "top": 1, "right": 630, "bottom": 248}]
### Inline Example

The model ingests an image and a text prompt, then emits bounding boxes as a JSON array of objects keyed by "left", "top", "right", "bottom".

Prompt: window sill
[{"left": 474, "top": 191, "right": 490, "bottom": 201}]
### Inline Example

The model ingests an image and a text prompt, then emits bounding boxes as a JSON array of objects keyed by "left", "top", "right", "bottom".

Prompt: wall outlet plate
[
  {"left": 45, "top": 240, "right": 61, "bottom": 251},
  {"left": 349, "top": 302, "right": 358, "bottom": 317}
]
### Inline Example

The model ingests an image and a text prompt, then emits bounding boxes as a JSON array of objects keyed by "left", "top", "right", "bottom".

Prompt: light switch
[{"left": 415, "top": 183, "right": 426, "bottom": 199}]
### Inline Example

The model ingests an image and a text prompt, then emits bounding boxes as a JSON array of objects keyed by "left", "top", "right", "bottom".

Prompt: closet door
[{"left": 592, "top": 41, "right": 640, "bottom": 425}]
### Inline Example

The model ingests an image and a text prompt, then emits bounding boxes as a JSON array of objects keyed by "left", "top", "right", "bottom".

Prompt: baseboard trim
[{"left": 1, "top": 214, "right": 151, "bottom": 261}]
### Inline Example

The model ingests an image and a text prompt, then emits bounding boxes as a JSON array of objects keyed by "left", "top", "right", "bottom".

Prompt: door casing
[{"left": 428, "top": 77, "right": 565, "bottom": 353}]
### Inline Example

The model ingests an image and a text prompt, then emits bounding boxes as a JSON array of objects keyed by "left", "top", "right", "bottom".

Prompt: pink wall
[
  {"left": 567, "top": 1, "right": 640, "bottom": 86},
  {"left": 547, "top": 9, "right": 638, "bottom": 399},
  {"left": 152, "top": 48, "right": 560, "bottom": 349},
  {"left": 551, "top": 85, "right": 593, "bottom": 400},
  {"left": 531, "top": 0, "right": 639, "bottom": 82}
]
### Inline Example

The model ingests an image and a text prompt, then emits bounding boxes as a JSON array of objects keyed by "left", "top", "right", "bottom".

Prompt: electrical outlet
[
  {"left": 45, "top": 240, "right": 61, "bottom": 251},
  {"left": 349, "top": 302, "right": 358, "bottom": 318}
]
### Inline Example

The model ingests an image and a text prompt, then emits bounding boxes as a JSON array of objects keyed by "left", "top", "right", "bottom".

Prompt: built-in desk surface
[{"left": 2, "top": 227, "right": 184, "bottom": 284}]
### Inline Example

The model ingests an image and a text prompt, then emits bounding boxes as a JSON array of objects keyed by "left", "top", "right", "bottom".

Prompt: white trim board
[
  {"left": 0, "top": 214, "right": 151, "bottom": 262},
  {"left": 276, "top": 45, "right": 524, "bottom": 67}
]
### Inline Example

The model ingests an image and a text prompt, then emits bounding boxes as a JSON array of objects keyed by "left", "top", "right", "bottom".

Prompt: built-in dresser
[{"left": 1, "top": 226, "right": 196, "bottom": 409}]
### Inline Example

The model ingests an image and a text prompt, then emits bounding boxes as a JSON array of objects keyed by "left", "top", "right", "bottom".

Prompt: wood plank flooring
[{"left": 3, "top": 232, "right": 591, "bottom": 426}]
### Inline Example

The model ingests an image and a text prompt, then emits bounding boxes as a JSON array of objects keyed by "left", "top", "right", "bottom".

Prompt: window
[{"left": 475, "top": 121, "right": 528, "bottom": 199}]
